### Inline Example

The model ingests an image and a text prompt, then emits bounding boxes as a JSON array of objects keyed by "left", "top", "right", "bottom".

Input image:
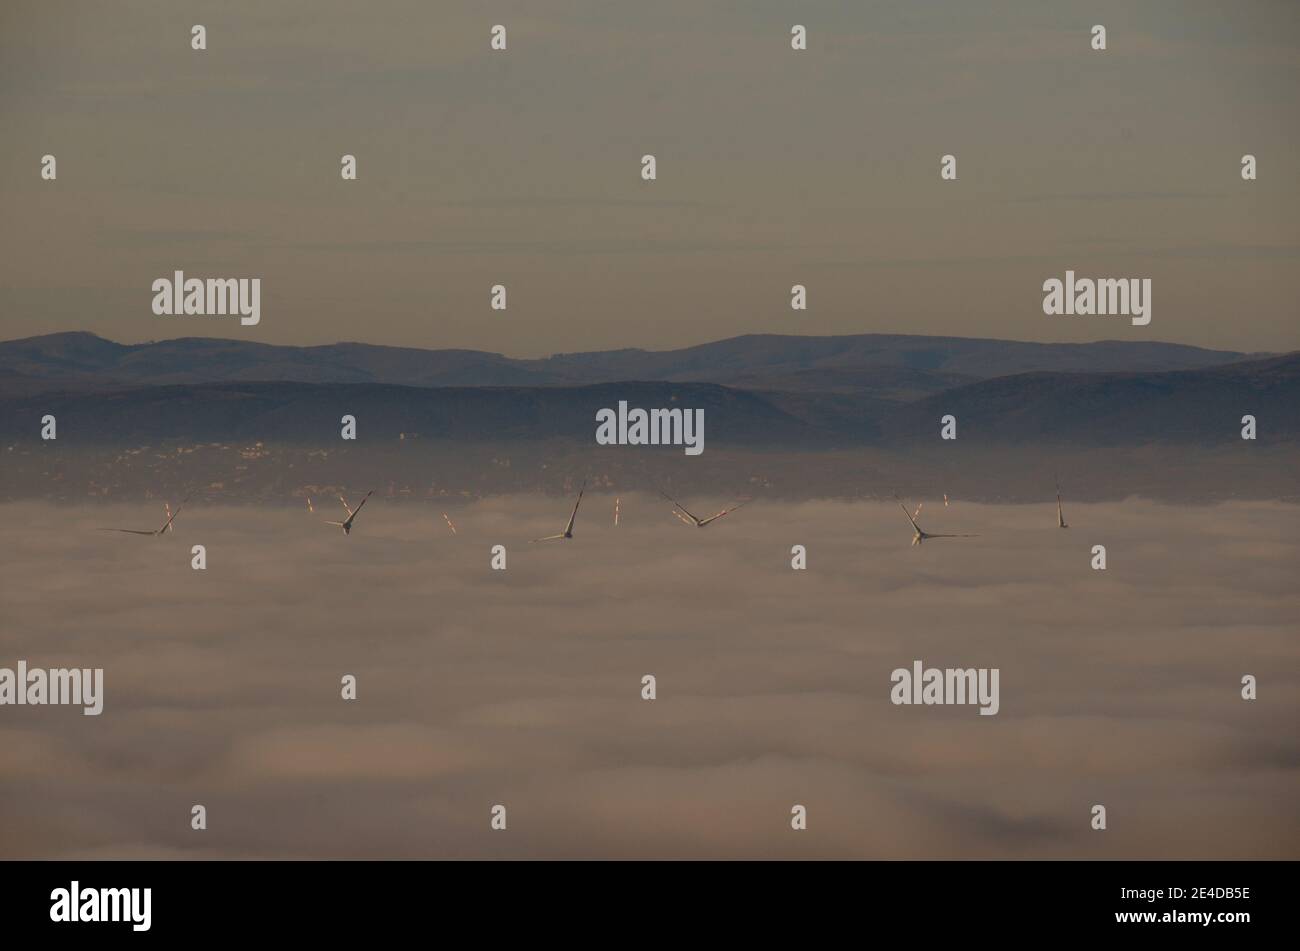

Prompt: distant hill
[
  {"left": 0, "top": 332, "right": 555, "bottom": 391},
  {"left": 4, "top": 353, "right": 1295, "bottom": 448},
  {"left": 0, "top": 331, "right": 1261, "bottom": 395},
  {"left": 883, "top": 353, "right": 1300, "bottom": 445},
  {"left": 534, "top": 334, "right": 1262, "bottom": 383},
  {"left": 0, "top": 381, "right": 842, "bottom": 447}
]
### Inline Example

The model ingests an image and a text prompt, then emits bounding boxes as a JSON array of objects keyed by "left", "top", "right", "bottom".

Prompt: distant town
[{"left": 3, "top": 438, "right": 1294, "bottom": 506}]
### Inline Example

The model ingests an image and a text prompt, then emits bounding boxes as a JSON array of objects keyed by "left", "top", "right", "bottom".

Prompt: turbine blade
[
  {"left": 659, "top": 488, "right": 702, "bottom": 522},
  {"left": 564, "top": 481, "right": 586, "bottom": 535},
  {"left": 896, "top": 497, "right": 923, "bottom": 535},
  {"left": 160, "top": 493, "right": 190, "bottom": 532},
  {"left": 700, "top": 499, "right": 750, "bottom": 525}
]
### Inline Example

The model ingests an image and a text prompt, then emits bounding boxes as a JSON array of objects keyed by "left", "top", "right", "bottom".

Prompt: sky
[
  {"left": 1, "top": 496, "right": 1296, "bottom": 858},
  {"left": 1, "top": 1, "right": 1298, "bottom": 356}
]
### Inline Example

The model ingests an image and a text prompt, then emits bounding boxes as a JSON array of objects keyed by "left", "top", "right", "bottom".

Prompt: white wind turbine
[
  {"left": 660, "top": 490, "right": 752, "bottom": 528},
  {"left": 98, "top": 494, "right": 191, "bottom": 536},
  {"left": 325, "top": 490, "right": 374, "bottom": 535},
  {"left": 532, "top": 480, "right": 586, "bottom": 542},
  {"left": 897, "top": 496, "right": 978, "bottom": 546}
]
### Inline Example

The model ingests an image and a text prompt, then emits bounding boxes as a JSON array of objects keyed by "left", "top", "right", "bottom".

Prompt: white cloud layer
[{"left": 0, "top": 495, "right": 1296, "bottom": 858}]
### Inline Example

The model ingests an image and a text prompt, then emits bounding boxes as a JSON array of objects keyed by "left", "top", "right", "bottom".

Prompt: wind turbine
[
  {"left": 660, "top": 490, "right": 752, "bottom": 528},
  {"left": 324, "top": 490, "right": 373, "bottom": 536},
  {"left": 896, "top": 496, "right": 978, "bottom": 546},
  {"left": 98, "top": 493, "right": 192, "bottom": 536},
  {"left": 532, "top": 480, "right": 586, "bottom": 542},
  {"left": 1055, "top": 476, "right": 1069, "bottom": 529}
]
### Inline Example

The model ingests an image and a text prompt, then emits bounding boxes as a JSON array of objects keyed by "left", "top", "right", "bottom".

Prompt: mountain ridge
[
  {"left": 0, "top": 330, "right": 1266, "bottom": 396},
  {"left": 4, "top": 352, "right": 1295, "bottom": 447}
]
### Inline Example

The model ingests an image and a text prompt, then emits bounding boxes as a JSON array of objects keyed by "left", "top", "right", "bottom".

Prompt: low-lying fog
[{"left": 1, "top": 496, "right": 1296, "bottom": 858}]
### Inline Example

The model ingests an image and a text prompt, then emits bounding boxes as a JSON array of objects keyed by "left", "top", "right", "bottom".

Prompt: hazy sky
[
  {"left": 1, "top": 1, "right": 1298, "bottom": 355},
  {"left": 1, "top": 497, "right": 1296, "bottom": 858}
]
